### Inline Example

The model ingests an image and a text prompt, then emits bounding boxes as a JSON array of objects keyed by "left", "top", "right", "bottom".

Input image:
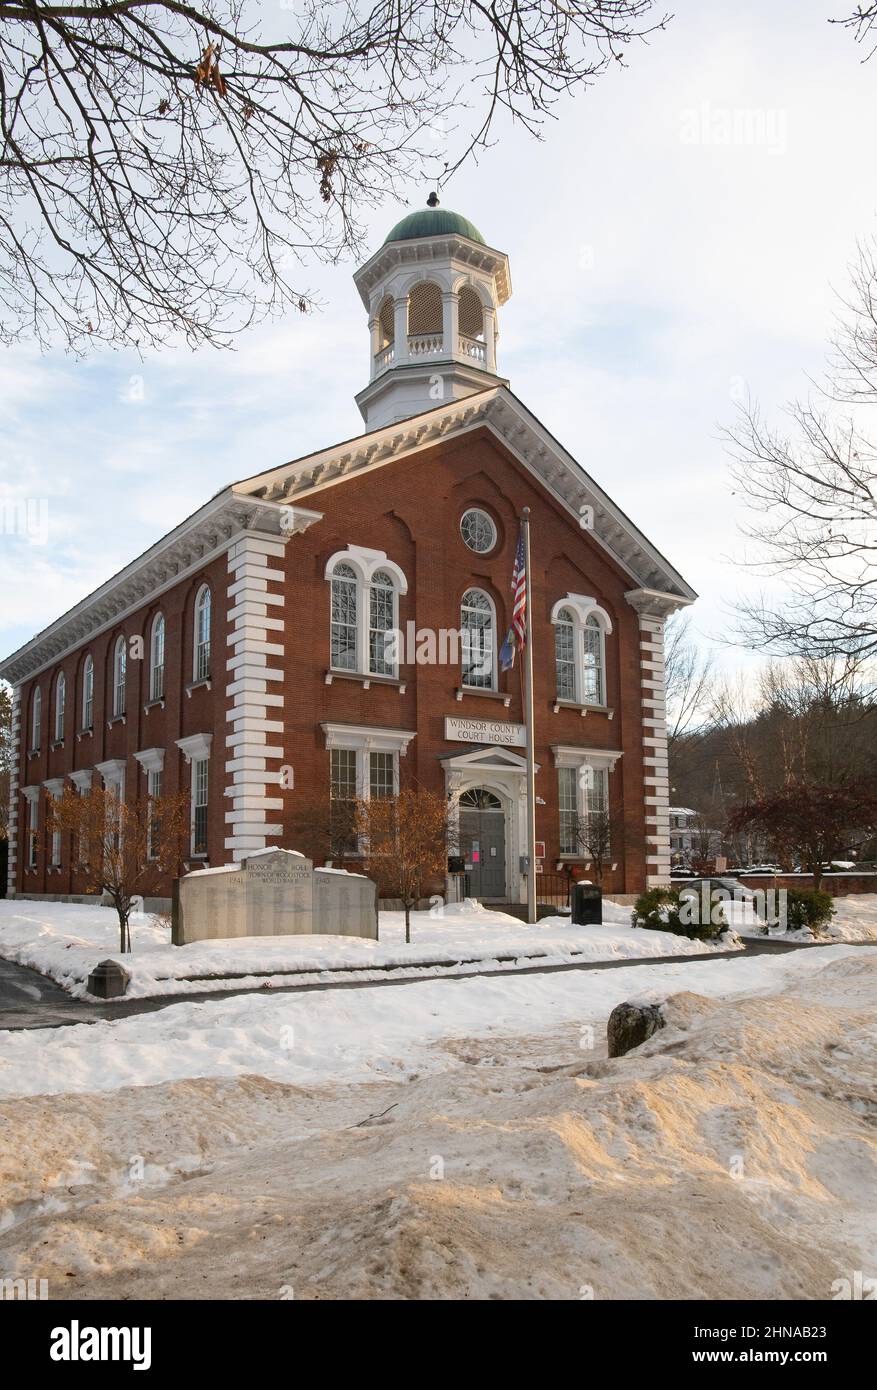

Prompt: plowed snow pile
[{"left": 1, "top": 952, "right": 874, "bottom": 1300}]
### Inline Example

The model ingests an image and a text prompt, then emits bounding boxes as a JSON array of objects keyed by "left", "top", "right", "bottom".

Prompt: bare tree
[
  {"left": 0, "top": 0, "right": 667, "bottom": 351},
  {"left": 725, "top": 238, "right": 877, "bottom": 664},
  {"left": 664, "top": 612, "right": 715, "bottom": 751},
  {"left": 567, "top": 805, "right": 614, "bottom": 884},
  {"left": 357, "top": 784, "right": 453, "bottom": 942},
  {"left": 285, "top": 793, "right": 358, "bottom": 868},
  {"left": 49, "top": 783, "right": 189, "bottom": 951}
]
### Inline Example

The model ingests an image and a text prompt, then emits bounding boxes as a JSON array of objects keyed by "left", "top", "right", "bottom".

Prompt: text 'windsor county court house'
[{"left": 1, "top": 201, "right": 695, "bottom": 906}]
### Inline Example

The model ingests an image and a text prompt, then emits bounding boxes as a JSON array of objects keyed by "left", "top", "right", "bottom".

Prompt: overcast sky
[{"left": 1, "top": 0, "right": 875, "bottom": 671}]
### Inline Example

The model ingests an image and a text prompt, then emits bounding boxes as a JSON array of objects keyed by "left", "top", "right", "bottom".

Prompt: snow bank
[
  {"left": 0, "top": 897, "right": 740, "bottom": 1001},
  {"left": 0, "top": 943, "right": 862, "bottom": 1100}
]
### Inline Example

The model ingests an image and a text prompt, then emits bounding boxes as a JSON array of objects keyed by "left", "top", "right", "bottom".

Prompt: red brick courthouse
[{"left": 1, "top": 202, "right": 696, "bottom": 905}]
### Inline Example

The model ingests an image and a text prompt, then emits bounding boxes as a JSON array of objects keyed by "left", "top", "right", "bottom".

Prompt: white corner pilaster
[
  {"left": 7, "top": 686, "right": 21, "bottom": 895},
  {"left": 223, "top": 531, "right": 292, "bottom": 858},
  {"left": 625, "top": 588, "right": 690, "bottom": 888}
]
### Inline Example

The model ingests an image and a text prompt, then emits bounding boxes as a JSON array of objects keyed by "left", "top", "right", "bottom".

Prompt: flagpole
[{"left": 521, "top": 507, "right": 537, "bottom": 925}]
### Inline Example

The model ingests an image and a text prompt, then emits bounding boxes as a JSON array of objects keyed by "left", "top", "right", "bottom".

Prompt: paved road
[{"left": 0, "top": 935, "right": 860, "bottom": 1034}]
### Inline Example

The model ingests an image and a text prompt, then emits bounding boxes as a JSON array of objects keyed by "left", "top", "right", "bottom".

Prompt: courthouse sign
[{"left": 444, "top": 716, "right": 526, "bottom": 748}]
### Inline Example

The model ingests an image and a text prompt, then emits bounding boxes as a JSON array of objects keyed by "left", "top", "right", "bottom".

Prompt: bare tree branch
[{"left": 0, "top": 0, "right": 667, "bottom": 350}]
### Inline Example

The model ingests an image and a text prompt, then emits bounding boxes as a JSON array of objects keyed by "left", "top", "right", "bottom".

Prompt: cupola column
[
  {"left": 368, "top": 312, "right": 381, "bottom": 378},
  {"left": 442, "top": 290, "right": 459, "bottom": 361},
  {"left": 393, "top": 296, "right": 409, "bottom": 365},
  {"left": 483, "top": 304, "right": 497, "bottom": 373}
]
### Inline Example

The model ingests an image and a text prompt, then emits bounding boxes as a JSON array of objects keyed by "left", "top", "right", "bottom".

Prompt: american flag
[{"left": 499, "top": 529, "right": 527, "bottom": 671}]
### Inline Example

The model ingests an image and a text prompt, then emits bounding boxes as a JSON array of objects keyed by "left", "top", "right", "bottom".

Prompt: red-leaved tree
[{"left": 726, "top": 782, "right": 877, "bottom": 888}]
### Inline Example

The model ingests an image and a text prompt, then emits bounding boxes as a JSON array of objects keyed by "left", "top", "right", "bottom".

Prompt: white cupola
[{"left": 352, "top": 194, "right": 512, "bottom": 431}]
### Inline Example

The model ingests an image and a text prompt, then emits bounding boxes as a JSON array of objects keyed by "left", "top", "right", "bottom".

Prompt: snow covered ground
[
  {"left": 0, "top": 943, "right": 874, "bottom": 1299},
  {"left": 0, "top": 897, "right": 742, "bottom": 1000},
  {"left": 0, "top": 942, "right": 862, "bottom": 1100}
]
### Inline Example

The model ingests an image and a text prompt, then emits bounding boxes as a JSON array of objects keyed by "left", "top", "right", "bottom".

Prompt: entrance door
[{"left": 459, "top": 788, "right": 506, "bottom": 899}]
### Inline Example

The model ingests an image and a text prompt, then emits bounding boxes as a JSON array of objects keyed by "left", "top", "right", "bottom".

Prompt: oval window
[{"left": 460, "top": 508, "right": 497, "bottom": 554}]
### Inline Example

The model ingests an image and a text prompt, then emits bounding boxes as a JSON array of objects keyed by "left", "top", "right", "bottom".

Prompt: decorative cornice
[
  {"left": 0, "top": 493, "right": 302, "bottom": 687},
  {"left": 353, "top": 233, "right": 511, "bottom": 307},
  {"left": 176, "top": 732, "right": 213, "bottom": 763},
  {"left": 237, "top": 387, "right": 697, "bottom": 605},
  {"left": 133, "top": 747, "right": 166, "bottom": 775},
  {"left": 624, "top": 587, "right": 692, "bottom": 621}
]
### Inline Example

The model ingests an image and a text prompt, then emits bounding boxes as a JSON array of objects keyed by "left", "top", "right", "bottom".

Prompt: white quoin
[{"left": 352, "top": 200, "right": 512, "bottom": 431}]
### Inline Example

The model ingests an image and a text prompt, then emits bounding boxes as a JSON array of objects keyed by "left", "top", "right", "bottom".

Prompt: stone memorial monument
[{"left": 172, "top": 848, "right": 378, "bottom": 945}]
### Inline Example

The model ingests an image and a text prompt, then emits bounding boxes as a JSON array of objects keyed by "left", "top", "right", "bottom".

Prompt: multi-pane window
[
  {"left": 194, "top": 586, "right": 211, "bottom": 681},
  {"left": 558, "top": 766, "right": 578, "bottom": 855},
  {"left": 330, "top": 747, "right": 358, "bottom": 854},
  {"left": 113, "top": 636, "right": 127, "bottom": 717},
  {"left": 54, "top": 672, "right": 66, "bottom": 742},
  {"left": 583, "top": 616, "right": 605, "bottom": 705},
  {"left": 369, "top": 570, "right": 395, "bottom": 676},
  {"left": 558, "top": 765, "right": 609, "bottom": 856},
  {"left": 147, "top": 768, "right": 163, "bottom": 859},
  {"left": 460, "top": 509, "right": 496, "bottom": 554},
  {"left": 50, "top": 808, "right": 61, "bottom": 867},
  {"left": 369, "top": 751, "right": 395, "bottom": 800},
  {"left": 554, "top": 611, "right": 576, "bottom": 701},
  {"left": 461, "top": 588, "right": 495, "bottom": 689},
  {"left": 31, "top": 687, "right": 41, "bottom": 751},
  {"left": 192, "top": 758, "right": 208, "bottom": 855},
  {"left": 27, "top": 795, "right": 38, "bottom": 867},
  {"left": 82, "top": 655, "right": 94, "bottom": 730},
  {"left": 330, "top": 563, "right": 358, "bottom": 671},
  {"left": 150, "top": 614, "right": 165, "bottom": 700},
  {"left": 330, "top": 748, "right": 357, "bottom": 803}
]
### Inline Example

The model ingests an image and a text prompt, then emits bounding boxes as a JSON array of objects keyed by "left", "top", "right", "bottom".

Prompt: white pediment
[{"left": 440, "top": 744, "right": 531, "bottom": 771}]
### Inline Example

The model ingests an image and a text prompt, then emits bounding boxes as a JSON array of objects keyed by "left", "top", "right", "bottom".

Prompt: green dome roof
[{"left": 384, "top": 207, "right": 485, "bottom": 246}]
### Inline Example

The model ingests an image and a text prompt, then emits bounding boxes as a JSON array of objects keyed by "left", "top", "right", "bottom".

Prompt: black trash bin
[{"left": 571, "top": 882, "right": 602, "bottom": 925}]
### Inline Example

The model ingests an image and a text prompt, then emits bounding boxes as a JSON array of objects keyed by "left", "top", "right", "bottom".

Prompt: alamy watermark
[{"left": 0, "top": 497, "right": 49, "bottom": 545}]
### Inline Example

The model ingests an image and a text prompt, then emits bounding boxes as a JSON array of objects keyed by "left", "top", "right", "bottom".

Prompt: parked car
[{"left": 676, "top": 877, "right": 764, "bottom": 929}]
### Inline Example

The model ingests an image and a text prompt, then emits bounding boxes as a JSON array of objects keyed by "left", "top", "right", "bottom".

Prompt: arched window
[
  {"left": 31, "top": 686, "right": 41, "bottom": 751},
  {"left": 54, "top": 671, "right": 66, "bottom": 742},
  {"left": 82, "top": 655, "right": 94, "bottom": 731},
  {"left": 112, "top": 635, "right": 127, "bottom": 717},
  {"left": 378, "top": 294, "right": 394, "bottom": 349},
  {"left": 408, "top": 281, "right": 443, "bottom": 337},
  {"left": 330, "top": 563, "right": 358, "bottom": 671},
  {"left": 459, "top": 285, "right": 484, "bottom": 340},
  {"left": 327, "top": 549, "right": 407, "bottom": 677},
  {"left": 369, "top": 569, "right": 397, "bottom": 677},
  {"left": 551, "top": 598, "right": 611, "bottom": 707},
  {"left": 194, "top": 585, "right": 211, "bottom": 681},
  {"left": 583, "top": 615, "right": 605, "bottom": 706},
  {"left": 554, "top": 609, "right": 576, "bottom": 702},
  {"left": 461, "top": 588, "right": 496, "bottom": 690},
  {"left": 150, "top": 613, "right": 165, "bottom": 700}
]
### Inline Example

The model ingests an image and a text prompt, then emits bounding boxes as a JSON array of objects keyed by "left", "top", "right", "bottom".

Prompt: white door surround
[{"left": 441, "top": 744, "right": 540, "bottom": 903}]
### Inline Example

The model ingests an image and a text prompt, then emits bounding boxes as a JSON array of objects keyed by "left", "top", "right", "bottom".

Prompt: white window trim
[
  {"left": 176, "top": 734, "right": 212, "bottom": 858},
  {"left": 54, "top": 672, "right": 66, "bottom": 742},
  {"left": 461, "top": 587, "right": 498, "bottom": 691},
  {"left": 150, "top": 613, "right": 165, "bottom": 700},
  {"left": 322, "top": 722, "right": 415, "bottom": 800},
  {"left": 69, "top": 768, "right": 93, "bottom": 794},
  {"left": 460, "top": 508, "right": 497, "bottom": 554},
  {"left": 44, "top": 778, "right": 65, "bottom": 865},
  {"left": 30, "top": 687, "right": 41, "bottom": 751},
  {"left": 23, "top": 785, "right": 40, "bottom": 868},
  {"left": 550, "top": 595, "right": 612, "bottom": 707},
  {"left": 552, "top": 744, "right": 622, "bottom": 858},
  {"left": 324, "top": 545, "right": 408, "bottom": 678},
  {"left": 82, "top": 655, "right": 94, "bottom": 731},
  {"left": 112, "top": 636, "right": 127, "bottom": 717},
  {"left": 193, "top": 584, "right": 212, "bottom": 682}
]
